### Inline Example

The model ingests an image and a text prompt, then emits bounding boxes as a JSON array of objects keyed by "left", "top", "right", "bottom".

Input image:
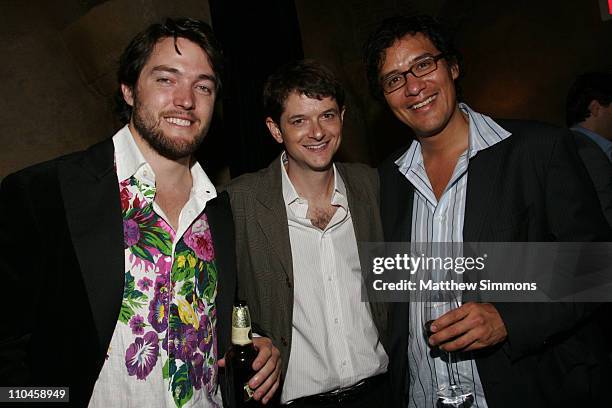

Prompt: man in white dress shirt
[{"left": 226, "top": 59, "right": 389, "bottom": 407}]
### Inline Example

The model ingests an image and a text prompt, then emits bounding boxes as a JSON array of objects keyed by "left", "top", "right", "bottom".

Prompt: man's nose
[
  {"left": 404, "top": 73, "right": 426, "bottom": 96},
  {"left": 311, "top": 121, "right": 325, "bottom": 140},
  {"left": 174, "top": 85, "right": 195, "bottom": 110}
]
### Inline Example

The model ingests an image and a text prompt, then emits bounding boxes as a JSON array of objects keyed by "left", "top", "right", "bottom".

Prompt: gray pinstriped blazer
[{"left": 224, "top": 157, "right": 388, "bottom": 388}]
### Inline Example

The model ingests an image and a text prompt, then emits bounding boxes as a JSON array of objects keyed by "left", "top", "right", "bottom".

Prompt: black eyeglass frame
[{"left": 381, "top": 53, "right": 447, "bottom": 95}]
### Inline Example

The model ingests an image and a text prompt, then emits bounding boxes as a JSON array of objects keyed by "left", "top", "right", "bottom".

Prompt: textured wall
[
  {"left": 0, "top": 0, "right": 211, "bottom": 179},
  {"left": 3, "top": 0, "right": 612, "bottom": 177}
]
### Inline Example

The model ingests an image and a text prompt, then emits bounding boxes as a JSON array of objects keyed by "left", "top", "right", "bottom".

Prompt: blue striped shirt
[{"left": 395, "top": 103, "right": 511, "bottom": 408}]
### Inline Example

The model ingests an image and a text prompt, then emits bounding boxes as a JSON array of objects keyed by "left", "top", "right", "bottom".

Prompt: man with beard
[
  {"left": 363, "top": 15, "right": 612, "bottom": 408},
  {"left": 0, "top": 18, "right": 279, "bottom": 407}
]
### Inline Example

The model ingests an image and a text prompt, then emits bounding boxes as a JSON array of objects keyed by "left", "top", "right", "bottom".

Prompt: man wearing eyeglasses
[{"left": 364, "top": 15, "right": 612, "bottom": 408}]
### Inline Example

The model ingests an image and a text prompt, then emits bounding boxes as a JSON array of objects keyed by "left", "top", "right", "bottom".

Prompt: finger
[
  {"left": 248, "top": 349, "right": 278, "bottom": 390},
  {"left": 431, "top": 304, "right": 470, "bottom": 332},
  {"left": 464, "top": 340, "right": 488, "bottom": 352},
  {"left": 440, "top": 328, "right": 479, "bottom": 352},
  {"left": 251, "top": 338, "right": 273, "bottom": 371},
  {"left": 217, "top": 357, "right": 226, "bottom": 368},
  {"left": 430, "top": 313, "right": 477, "bottom": 346},
  {"left": 262, "top": 376, "right": 280, "bottom": 404},
  {"left": 259, "top": 358, "right": 282, "bottom": 403}
]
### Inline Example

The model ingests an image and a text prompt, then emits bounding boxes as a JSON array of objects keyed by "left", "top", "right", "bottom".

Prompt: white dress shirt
[{"left": 279, "top": 154, "right": 388, "bottom": 403}]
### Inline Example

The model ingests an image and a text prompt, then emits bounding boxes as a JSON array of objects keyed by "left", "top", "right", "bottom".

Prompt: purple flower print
[
  {"left": 125, "top": 331, "right": 159, "bottom": 380},
  {"left": 183, "top": 219, "right": 215, "bottom": 261},
  {"left": 129, "top": 315, "right": 145, "bottom": 335},
  {"left": 148, "top": 294, "right": 168, "bottom": 332},
  {"left": 137, "top": 277, "right": 154, "bottom": 291},
  {"left": 189, "top": 353, "right": 204, "bottom": 390},
  {"left": 204, "top": 365, "right": 217, "bottom": 395},
  {"left": 197, "top": 314, "right": 213, "bottom": 354},
  {"left": 170, "top": 323, "right": 198, "bottom": 361},
  {"left": 123, "top": 219, "right": 140, "bottom": 247}
]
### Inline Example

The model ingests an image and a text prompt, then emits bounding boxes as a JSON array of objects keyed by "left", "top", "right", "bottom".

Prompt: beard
[{"left": 131, "top": 94, "right": 208, "bottom": 160}]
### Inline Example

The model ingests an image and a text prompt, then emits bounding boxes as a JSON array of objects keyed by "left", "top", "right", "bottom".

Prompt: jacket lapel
[
  {"left": 391, "top": 169, "right": 414, "bottom": 243},
  {"left": 59, "top": 139, "right": 125, "bottom": 355},
  {"left": 464, "top": 148, "right": 503, "bottom": 241},
  {"left": 254, "top": 159, "right": 294, "bottom": 286},
  {"left": 204, "top": 192, "right": 235, "bottom": 356}
]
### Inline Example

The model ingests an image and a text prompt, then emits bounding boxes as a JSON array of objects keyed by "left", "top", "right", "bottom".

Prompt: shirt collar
[
  {"left": 279, "top": 151, "right": 347, "bottom": 211},
  {"left": 112, "top": 124, "right": 217, "bottom": 200},
  {"left": 571, "top": 125, "right": 612, "bottom": 159},
  {"left": 396, "top": 102, "right": 512, "bottom": 171}
]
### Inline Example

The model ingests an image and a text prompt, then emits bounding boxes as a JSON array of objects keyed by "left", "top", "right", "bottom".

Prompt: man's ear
[
  {"left": 450, "top": 61, "right": 460, "bottom": 81},
  {"left": 587, "top": 100, "right": 601, "bottom": 117},
  {"left": 265, "top": 118, "right": 284, "bottom": 144},
  {"left": 121, "top": 84, "right": 135, "bottom": 107},
  {"left": 340, "top": 107, "right": 346, "bottom": 122}
]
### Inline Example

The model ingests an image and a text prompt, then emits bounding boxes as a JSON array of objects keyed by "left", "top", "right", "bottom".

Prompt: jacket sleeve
[
  {"left": 497, "top": 127, "right": 612, "bottom": 360},
  {"left": 0, "top": 172, "right": 40, "bottom": 384}
]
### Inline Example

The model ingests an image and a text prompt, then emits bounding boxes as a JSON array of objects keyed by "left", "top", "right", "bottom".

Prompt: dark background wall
[{"left": 2, "top": 0, "right": 611, "bottom": 182}]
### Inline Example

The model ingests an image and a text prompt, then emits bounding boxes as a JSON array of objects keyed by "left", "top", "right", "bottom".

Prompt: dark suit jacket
[
  {"left": 0, "top": 139, "right": 237, "bottom": 407},
  {"left": 571, "top": 130, "right": 612, "bottom": 227},
  {"left": 379, "top": 120, "right": 612, "bottom": 407},
  {"left": 225, "top": 159, "right": 388, "bottom": 390}
]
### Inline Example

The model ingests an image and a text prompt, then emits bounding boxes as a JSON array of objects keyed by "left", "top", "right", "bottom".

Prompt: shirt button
[
  {"left": 334, "top": 318, "right": 339, "bottom": 324},
  {"left": 285, "top": 277, "right": 292, "bottom": 289},
  {"left": 281, "top": 337, "right": 288, "bottom": 347},
  {"left": 342, "top": 361, "right": 347, "bottom": 366},
  {"left": 327, "top": 277, "right": 332, "bottom": 282}
]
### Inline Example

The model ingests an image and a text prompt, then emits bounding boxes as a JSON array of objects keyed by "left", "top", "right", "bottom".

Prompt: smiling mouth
[
  {"left": 410, "top": 94, "right": 437, "bottom": 110},
  {"left": 164, "top": 117, "right": 193, "bottom": 127},
  {"left": 304, "top": 141, "right": 328, "bottom": 151}
]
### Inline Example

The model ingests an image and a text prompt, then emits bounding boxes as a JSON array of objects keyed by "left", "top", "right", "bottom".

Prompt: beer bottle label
[
  {"left": 231, "top": 327, "right": 252, "bottom": 345},
  {"left": 243, "top": 383, "right": 254, "bottom": 401}
]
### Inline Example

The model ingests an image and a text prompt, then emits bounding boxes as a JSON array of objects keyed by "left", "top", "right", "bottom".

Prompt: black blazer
[
  {"left": 571, "top": 130, "right": 612, "bottom": 227},
  {"left": 0, "top": 139, "right": 236, "bottom": 407},
  {"left": 379, "top": 120, "right": 612, "bottom": 407}
]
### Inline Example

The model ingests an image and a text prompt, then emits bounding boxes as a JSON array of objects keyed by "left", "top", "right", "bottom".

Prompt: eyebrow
[
  {"left": 287, "top": 114, "right": 305, "bottom": 121},
  {"left": 321, "top": 108, "right": 339, "bottom": 115},
  {"left": 151, "top": 65, "right": 217, "bottom": 82},
  {"left": 380, "top": 53, "right": 434, "bottom": 79}
]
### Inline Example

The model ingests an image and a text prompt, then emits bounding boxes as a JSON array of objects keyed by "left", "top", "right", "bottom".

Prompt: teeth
[
  {"left": 305, "top": 142, "right": 326, "bottom": 151},
  {"left": 166, "top": 117, "right": 191, "bottom": 126},
  {"left": 411, "top": 95, "right": 436, "bottom": 110}
]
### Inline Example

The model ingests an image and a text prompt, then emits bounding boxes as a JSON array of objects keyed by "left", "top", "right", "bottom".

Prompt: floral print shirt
[{"left": 89, "top": 126, "right": 222, "bottom": 408}]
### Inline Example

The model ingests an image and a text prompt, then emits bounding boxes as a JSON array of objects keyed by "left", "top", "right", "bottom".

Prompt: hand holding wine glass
[
  {"left": 427, "top": 302, "right": 507, "bottom": 353},
  {"left": 423, "top": 291, "right": 474, "bottom": 408}
]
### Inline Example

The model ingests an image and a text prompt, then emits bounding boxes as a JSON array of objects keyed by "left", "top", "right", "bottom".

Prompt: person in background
[{"left": 566, "top": 72, "right": 612, "bottom": 226}]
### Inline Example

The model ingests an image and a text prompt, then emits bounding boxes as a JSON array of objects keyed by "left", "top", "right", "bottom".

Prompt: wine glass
[{"left": 423, "top": 291, "right": 474, "bottom": 408}]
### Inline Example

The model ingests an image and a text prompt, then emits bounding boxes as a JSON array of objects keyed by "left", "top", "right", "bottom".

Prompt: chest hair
[{"left": 308, "top": 205, "right": 338, "bottom": 230}]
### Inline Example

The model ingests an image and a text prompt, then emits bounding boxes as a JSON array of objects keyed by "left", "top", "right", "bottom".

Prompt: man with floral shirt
[{"left": 0, "top": 18, "right": 280, "bottom": 407}]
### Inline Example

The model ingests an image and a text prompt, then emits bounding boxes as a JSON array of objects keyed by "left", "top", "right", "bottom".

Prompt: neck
[
  {"left": 417, "top": 106, "right": 469, "bottom": 159},
  {"left": 129, "top": 124, "right": 193, "bottom": 188},
  {"left": 578, "top": 121, "right": 612, "bottom": 141},
  {"left": 286, "top": 161, "right": 335, "bottom": 203}
]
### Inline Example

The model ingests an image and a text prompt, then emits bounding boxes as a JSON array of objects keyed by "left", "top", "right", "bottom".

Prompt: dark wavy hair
[
  {"left": 263, "top": 59, "right": 345, "bottom": 125},
  {"left": 566, "top": 72, "right": 612, "bottom": 126},
  {"left": 114, "top": 17, "right": 223, "bottom": 124},
  {"left": 363, "top": 15, "right": 462, "bottom": 101}
]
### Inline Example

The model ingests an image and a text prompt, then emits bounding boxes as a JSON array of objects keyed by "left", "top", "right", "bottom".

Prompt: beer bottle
[{"left": 226, "top": 301, "right": 259, "bottom": 407}]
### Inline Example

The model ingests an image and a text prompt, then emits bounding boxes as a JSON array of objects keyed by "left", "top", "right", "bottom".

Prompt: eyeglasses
[{"left": 381, "top": 54, "right": 446, "bottom": 94}]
